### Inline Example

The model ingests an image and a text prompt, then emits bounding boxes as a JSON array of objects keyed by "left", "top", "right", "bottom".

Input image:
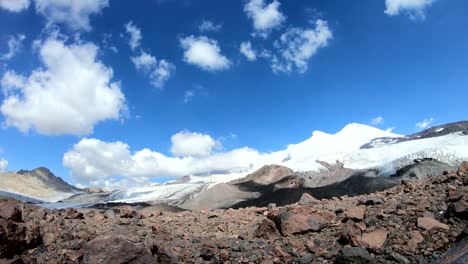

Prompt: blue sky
[{"left": 0, "top": 0, "right": 467, "bottom": 188}]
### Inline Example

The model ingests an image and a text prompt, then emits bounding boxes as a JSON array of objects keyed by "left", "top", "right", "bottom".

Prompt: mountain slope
[{"left": 0, "top": 167, "right": 82, "bottom": 202}]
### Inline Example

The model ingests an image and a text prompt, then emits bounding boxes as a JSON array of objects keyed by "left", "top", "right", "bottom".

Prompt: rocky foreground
[{"left": 1, "top": 163, "right": 468, "bottom": 263}]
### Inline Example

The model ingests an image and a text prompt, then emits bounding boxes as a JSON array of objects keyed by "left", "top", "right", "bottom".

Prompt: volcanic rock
[
  {"left": 417, "top": 217, "right": 450, "bottom": 231},
  {"left": 335, "top": 247, "right": 373, "bottom": 264},
  {"left": 83, "top": 235, "right": 153, "bottom": 264},
  {"left": 0, "top": 200, "right": 22, "bottom": 222},
  {"left": 346, "top": 206, "right": 366, "bottom": 221}
]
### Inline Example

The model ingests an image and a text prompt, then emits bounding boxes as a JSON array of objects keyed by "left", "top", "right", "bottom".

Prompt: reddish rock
[
  {"left": 358, "top": 229, "right": 388, "bottom": 250},
  {"left": 83, "top": 235, "right": 153, "bottom": 264},
  {"left": 417, "top": 217, "right": 450, "bottom": 231},
  {"left": 273, "top": 211, "right": 329, "bottom": 236},
  {"left": 346, "top": 206, "right": 366, "bottom": 221},
  {"left": 255, "top": 218, "right": 277, "bottom": 238},
  {"left": 0, "top": 201, "right": 22, "bottom": 222}
]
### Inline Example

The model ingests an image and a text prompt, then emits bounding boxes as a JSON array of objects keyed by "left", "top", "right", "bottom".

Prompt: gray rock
[{"left": 335, "top": 247, "right": 373, "bottom": 264}]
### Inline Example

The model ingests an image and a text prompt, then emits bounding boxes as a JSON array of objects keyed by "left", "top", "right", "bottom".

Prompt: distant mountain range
[{"left": 1, "top": 121, "right": 467, "bottom": 209}]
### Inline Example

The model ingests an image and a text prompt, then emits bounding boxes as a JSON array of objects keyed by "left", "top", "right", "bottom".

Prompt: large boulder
[
  {"left": 83, "top": 235, "right": 153, "bottom": 264},
  {"left": 0, "top": 200, "right": 22, "bottom": 222},
  {"left": 269, "top": 209, "right": 332, "bottom": 236}
]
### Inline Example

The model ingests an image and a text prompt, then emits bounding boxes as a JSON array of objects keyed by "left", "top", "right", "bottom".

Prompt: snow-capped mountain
[
  {"left": 2, "top": 121, "right": 467, "bottom": 206},
  {"left": 107, "top": 121, "right": 468, "bottom": 205}
]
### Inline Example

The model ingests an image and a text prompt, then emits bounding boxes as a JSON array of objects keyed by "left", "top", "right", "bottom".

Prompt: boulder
[
  {"left": 417, "top": 217, "right": 449, "bottom": 231},
  {"left": 0, "top": 201, "right": 22, "bottom": 222},
  {"left": 83, "top": 235, "right": 153, "bottom": 264},
  {"left": 335, "top": 247, "right": 373, "bottom": 264},
  {"left": 271, "top": 211, "right": 329, "bottom": 236}
]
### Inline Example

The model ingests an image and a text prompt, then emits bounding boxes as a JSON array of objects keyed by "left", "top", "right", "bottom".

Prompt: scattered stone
[
  {"left": 358, "top": 229, "right": 388, "bottom": 250},
  {"left": 417, "top": 217, "right": 450, "bottom": 231},
  {"left": 346, "top": 206, "right": 366, "bottom": 221}
]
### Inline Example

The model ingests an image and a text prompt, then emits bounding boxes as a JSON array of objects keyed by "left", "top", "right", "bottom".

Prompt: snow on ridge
[{"left": 108, "top": 124, "right": 468, "bottom": 204}]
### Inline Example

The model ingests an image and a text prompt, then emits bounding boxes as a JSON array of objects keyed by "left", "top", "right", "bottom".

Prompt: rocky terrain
[{"left": 1, "top": 162, "right": 467, "bottom": 263}]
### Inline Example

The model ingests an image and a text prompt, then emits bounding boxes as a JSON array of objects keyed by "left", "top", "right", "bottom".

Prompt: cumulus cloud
[
  {"left": 371, "top": 116, "right": 384, "bottom": 125},
  {"left": 385, "top": 0, "right": 436, "bottom": 20},
  {"left": 34, "top": 0, "right": 109, "bottom": 31},
  {"left": 0, "top": 158, "right": 7, "bottom": 172},
  {"left": 244, "top": 0, "right": 286, "bottom": 37},
  {"left": 1, "top": 34, "right": 26, "bottom": 61},
  {"left": 63, "top": 137, "right": 263, "bottom": 188},
  {"left": 198, "top": 20, "right": 222, "bottom": 32},
  {"left": 170, "top": 131, "right": 221, "bottom": 157},
  {"left": 416, "top": 118, "right": 434, "bottom": 129},
  {"left": 0, "top": 0, "right": 30, "bottom": 12},
  {"left": 131, "top": 51, "right": 175, "bottom": 89},
  {"left": 0, "top": 37, "right": 127, "bottom": 136},
  {"left": 125, "top": 21, "right": 142, "bottom": 51},
  {"left": 271, "top": 19, "right": 332, "bottom": 73},
  {"left": 180, "top": 35, "right": 231, "bottom": 71},
  {"left": 240, "top": 41, "right": 257, "bottom": 61}
]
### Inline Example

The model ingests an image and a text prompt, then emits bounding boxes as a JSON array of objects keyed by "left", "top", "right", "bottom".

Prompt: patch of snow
[{"left": 435, "top": 128, "right": 444, "bottom": 132}]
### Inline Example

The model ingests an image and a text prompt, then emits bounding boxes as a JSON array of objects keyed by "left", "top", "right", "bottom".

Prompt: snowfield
[{"left": 108, "top": 123, "right": 468, "bottom": 204}]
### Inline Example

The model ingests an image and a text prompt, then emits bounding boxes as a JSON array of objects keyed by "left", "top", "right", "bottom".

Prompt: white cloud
[
  {"left": 125, "top": 21, "right": 142, "bottom": 51},
  {"left": 131, "top": 51, "right": 156, "bottom": 71},
  {"left": 130, "top": 52, "right": 174, "bottom": 90},
  {"left": 385, "top": 0, "right": 436, "bottom": 20},
  {"left": 34, "top": 0, "right": 109, "bottom": 31},
  {"left": 198, "top": 20, "right": 222, "bottom": 32},
  {"left": 170, "top": 131, "right": 221, "bottom": 157},
  {"left": 0, "top": 0, "right": 30, "bottom": 12},
  {"left": 180, "top": 35, "right": 231, "bottom": 71},
  {"left": 0, "top": 37, "right": 127, "bottom": 136},
  {"left": 63, "top": 137, "right": 262, "bottom": 187},
  {"left": 271, "top": 19, "right": 332, "bottom": 73},
  {"left": 416, "top": 118, "right": 434, "bottom": 129},
  {"left": 184, "top": 89, "right": 194, "bottom": 103},
  {"left": 244, "top": 0, "right": 286, "bottom": 37},
  {"left": 240, "top": 41, "right": 257, "bottom": 61},
  {"left": 1, "top": 34, "right": 26, "bottom": 61},
  {"left": 371, "top": 116, "right": 384, "bottom": 125},
  {"left": 0, "top": 158, "right": 7, "bottom": 172}
]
